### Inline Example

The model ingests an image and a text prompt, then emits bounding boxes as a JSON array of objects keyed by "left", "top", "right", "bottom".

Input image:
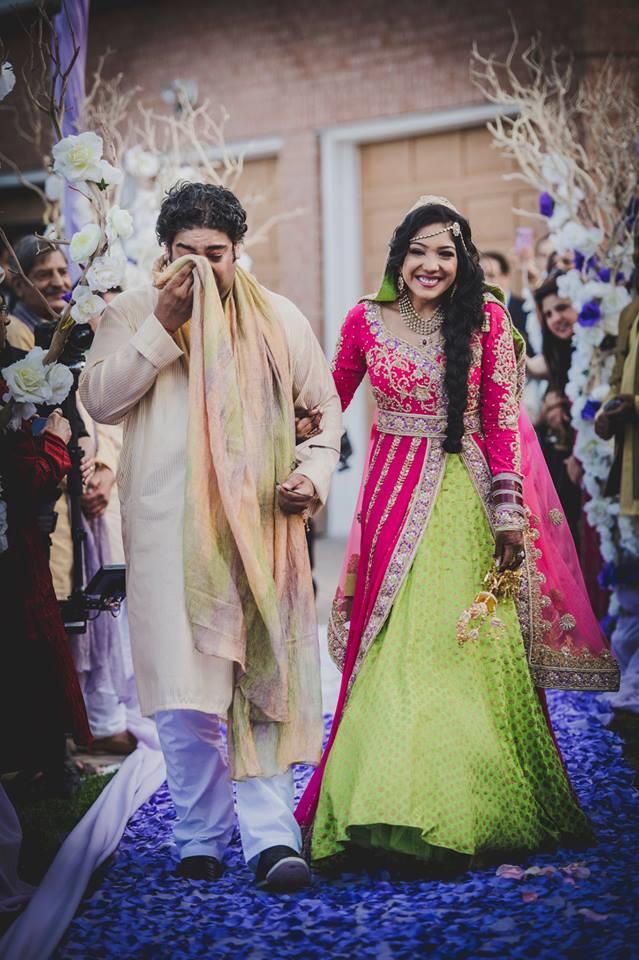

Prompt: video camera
[{"left": 33, "top": 319, "right": 127, "bottom": 634}]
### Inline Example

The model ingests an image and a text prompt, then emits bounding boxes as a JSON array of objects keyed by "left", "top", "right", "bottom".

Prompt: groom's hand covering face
[{"left": 170, "top": 227, "right": 239, "bottom": 299}]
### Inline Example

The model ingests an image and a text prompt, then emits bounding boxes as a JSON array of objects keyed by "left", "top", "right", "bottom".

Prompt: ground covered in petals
[{"left": 57, "top": 693, "right": 638, "bottom": 959}]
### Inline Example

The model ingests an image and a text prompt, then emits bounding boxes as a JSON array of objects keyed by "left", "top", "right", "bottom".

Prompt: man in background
[{"left": 480, "top": 250, "right": 530, "bottom": 353}]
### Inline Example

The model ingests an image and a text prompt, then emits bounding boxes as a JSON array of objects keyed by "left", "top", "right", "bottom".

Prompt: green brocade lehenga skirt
[{"left": 311, "top": 455, "right": 591, "bottom": 866}]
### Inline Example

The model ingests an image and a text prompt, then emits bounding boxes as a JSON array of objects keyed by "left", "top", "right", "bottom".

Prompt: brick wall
[{"left": 2, "top": 0, "right": 637, "bottom": 333}]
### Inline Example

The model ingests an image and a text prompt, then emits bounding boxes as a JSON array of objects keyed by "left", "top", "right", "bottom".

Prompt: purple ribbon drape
[{"left": 53, "top": 1, "right": 91, "bottom": 280}]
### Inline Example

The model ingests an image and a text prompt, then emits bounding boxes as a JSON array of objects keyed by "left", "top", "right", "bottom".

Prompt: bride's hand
[
  {"left": 495, "top": 530, "right": 525, "bottom": 570},
  {"left": 295, "top": 407, "right": 322, "bottom": 443}
]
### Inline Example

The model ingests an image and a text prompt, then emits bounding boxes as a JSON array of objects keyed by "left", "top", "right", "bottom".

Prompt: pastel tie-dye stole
[{"left": 155, "top": 257, "right": 322, "bottom": 780}]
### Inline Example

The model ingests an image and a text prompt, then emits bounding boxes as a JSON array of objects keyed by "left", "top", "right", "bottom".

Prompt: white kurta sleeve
[
  {"left": 285, "top": 303, "right": 342, "bottom": 506},
  {"left": 79, "top": 294, "right": 183, "bottom": 425}
]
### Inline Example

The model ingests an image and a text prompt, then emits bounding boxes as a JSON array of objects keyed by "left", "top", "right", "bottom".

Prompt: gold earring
[{"left": 397, "top": 274, "right": 405, "bottom": 293}]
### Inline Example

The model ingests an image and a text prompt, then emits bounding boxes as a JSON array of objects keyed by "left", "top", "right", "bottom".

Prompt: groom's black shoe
[
  {"left": 175, "top": 855, "right": 223, "bottom": 881},
  {"left": 255, "top": 845, "right": 310, "bottom": 892}
]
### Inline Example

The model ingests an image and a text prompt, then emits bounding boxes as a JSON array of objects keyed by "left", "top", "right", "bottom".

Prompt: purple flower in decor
[
  {"left": 62, "top": 290, "right": 73, "bottom": 302},
  {"left": 573, "top": 251, "right": 585, "bottom": 271},
  {"left": 597, "top": 561, "right": 617, "bottom": 589},
  {"left": 586, "top": 255, "right": 600, "bottom": 273},
  {"left": 598, "top": 267, "right": 611, "bottom": 283},
  {"left": 581, "top": 399, "right": 601, "bottom": 421},
  {"left": 539, "top": 192, "right": 555, "bottom": 217},
  {"left": 600, "top": 613, "right": 617, "bottom": 639},
  {"left": 616, "top": 272, "right": 626, "bottom": 284},
  {"left": 578, "top": 300, "right": 602, "bottom": 326}
]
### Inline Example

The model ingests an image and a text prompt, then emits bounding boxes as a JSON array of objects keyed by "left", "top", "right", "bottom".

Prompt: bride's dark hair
[{"left": 386, "top": 204, "right": 485, "bottom": 453}]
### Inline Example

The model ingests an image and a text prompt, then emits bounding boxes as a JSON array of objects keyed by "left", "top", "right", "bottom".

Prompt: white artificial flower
[
  {"left": 554, "top": 221, "right": 602, "bottom": 257},
  {"left": 174, "top": 165, "right": 197, "bottom": 183},
  {"left": 0, "top": 62, "right": 16, "bottom": 101},
  {"left": 582, "top": 280, "right": 609, "bottom": 302},
  {"left": 601, "top": 284, "right": 632, "bottom": 317},
  {"left": 555, "top": 183, "right": 585, "bottom": 207},
  {"left": 70, "top": 285, "right": 107, "bottom": 323},
  {"left": 124, "top": 145, "right": 160, "bottom": 180},
  {"left": 45, "top": 362, "right": 74, "bottom": 404},
  {"left": 556, "top": 269, "right": 587, "bottom": 309},
  {"left": 1, "top": 348, "right": 52, "bottom": 404},
  {"left": 52, "top": 131, "right": 104, "bottom": 183},
  {"left": 547, "top": 203, "right": 571, "bottom": 232},
  {"left": 106, "top": 205, "right": 134, "bottom": 244},
  {"left": 69, "top": 222, "right": 102, "bottom": 263},
  {"left": 591, "top": 383, "right": 610, "bottom": 403},
  {"left": 44, "top": 173, "right": 65, "bottom": 203},
  {"left": 86, "top": 250, "right": 125, "bottom": 293},
  {"left": 6, "top": 401, "right": 37, "bottom": 430},
  {"left": 94, "top": 159, "right": 123, "bottom": 187},
  {"left": 542, "top": 152, "right": 570, "bottom": 185}
]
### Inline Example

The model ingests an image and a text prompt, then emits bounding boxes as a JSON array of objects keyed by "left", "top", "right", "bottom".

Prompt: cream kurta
[{"left": 79, "top": 284, "right": 342, "bottom": 717}]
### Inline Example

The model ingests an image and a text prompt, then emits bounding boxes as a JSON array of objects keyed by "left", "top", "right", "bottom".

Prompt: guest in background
[
  {"left": 534, "top": 272, "right": 582, "bottom": 543},
  {"left": 595, "top": 225, "right": 639, "bottom": 716},
  {"left": 480, "top": 250, "right": 530, "bottom": 353},
  {"left": 5, "top": 236, "right": 70, "bottom": 350},
  {"left": 535, "top": 271, "right": 610, "bottom": 617},
  {"left": 0, "top": 313, "right": 90, "bottom": 796}
]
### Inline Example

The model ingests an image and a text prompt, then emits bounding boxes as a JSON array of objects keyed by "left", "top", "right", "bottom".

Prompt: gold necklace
[{"left": 398, "top": 292, "right": 445, "bottom": 340}]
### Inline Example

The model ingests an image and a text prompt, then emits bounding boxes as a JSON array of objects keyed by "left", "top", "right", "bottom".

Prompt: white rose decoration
[
  {"left": 0, "top": 62, "right": 16, "bottom": 101},
  {"left": 52, "top": 131, "right": 104, "bottom": 183},
  {"left": 45, "top": 362, "right": 74, "bottom": 404},
  {"left": 106, "top": 205, "right": 134, "bottom": 244},
  {"left": 86, "top": 251, "right": 125, "bottom": 293},
  {"left": 94, "top": 159, "right": 123, "bottom": 188},
  {"left": 601, "top": 284, "right": 632, "bottom": 317},
  {"left": 547, "top": 203, "right": 571, "bottom": 232},
  {"left": 542, "top": 152, "right": 570, "bottom": 185},
  {"left": 45, "top": 173, "right": 65, "bottom": 203},
  {"left": 70, "top": 285, "right": 107, "bottom": 323},
  {"left": 6, "top": 401, "right": 37, "bottom": 431},
  {"left": 2, "top": 347, "right": 52, "bottom": 404},
  {"left": 556, "top": 269, "right": 586, "bottom": 309},
  {"left": 69, "top": 222, "right": 103, "bottom": 263},
  {"left": 124, "top": 146, "right": 161, "bottom": 180},
  {"left": 554, "top": 221, "right": 588, "bottom": 255}
]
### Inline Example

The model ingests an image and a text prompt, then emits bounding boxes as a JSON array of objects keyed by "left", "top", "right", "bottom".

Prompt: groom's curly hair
[{"left": 156, "top": 182, "right": 248, "bottom": 248}]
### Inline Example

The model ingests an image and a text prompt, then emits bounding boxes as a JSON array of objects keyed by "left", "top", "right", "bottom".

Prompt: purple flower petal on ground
[
  {"left": 578, "top": 908, "right": 610, "bottom": 922},
  {"left": 578, "top": 300, "right": 602, "bottom": 326},
  {"left": 55, "top": 692, "right": 639, "bottom": 960},
  {"left": 496, "top": 864, "right": 526, "bottom": 880},
  {"left": 539, "top": 192, "right": 555, "bottom": 217}
]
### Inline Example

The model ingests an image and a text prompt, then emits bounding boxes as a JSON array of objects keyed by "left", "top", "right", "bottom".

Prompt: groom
[{"left": 80, "top": 182, "right": 342, "bottom": 890}]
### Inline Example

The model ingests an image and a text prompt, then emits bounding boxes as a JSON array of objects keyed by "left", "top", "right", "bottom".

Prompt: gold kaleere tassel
[{"left": 456, "top": 563, "right": 523, "bottom": 646}]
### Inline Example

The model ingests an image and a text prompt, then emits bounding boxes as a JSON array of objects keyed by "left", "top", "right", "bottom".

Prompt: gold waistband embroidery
[{"left": 377, "top": 409, "right": 483, "bottom": 438}]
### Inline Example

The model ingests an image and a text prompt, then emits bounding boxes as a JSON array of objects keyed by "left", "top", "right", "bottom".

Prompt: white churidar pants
[
  {"left": 155, "top": 709, "right": 301, "bottom": 864},
  {"left": 80, "top": 679, "right": 128, "bottom": 739}
]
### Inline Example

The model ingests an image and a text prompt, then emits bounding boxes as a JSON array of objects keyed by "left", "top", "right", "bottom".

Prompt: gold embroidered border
[
  {"left": 364, "top": 435, "right": 400, "bottom": 526},
  {"left": 363, "top": 436, "right": 421, "bottom": 595},
  {"left": 346, "top": 438, "right": 448, "bottom": 697},
  {"left": 327, "top": 604, "right": 348, "bottom": 672},
  {"left": 377, "top": 408, "right": 482, "bottom": 438}
]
